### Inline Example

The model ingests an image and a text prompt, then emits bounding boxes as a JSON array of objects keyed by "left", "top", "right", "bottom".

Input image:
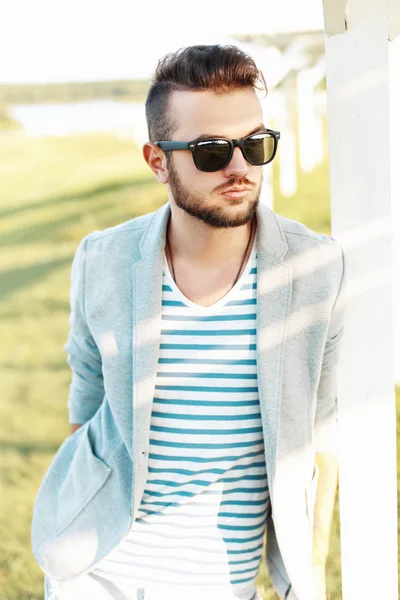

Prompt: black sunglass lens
[
  {"left": 244, "top": 133, "right": 275, "bottom": 165},
  {"left": 195, "top": 139, "right": 231, "bottom": 171}
]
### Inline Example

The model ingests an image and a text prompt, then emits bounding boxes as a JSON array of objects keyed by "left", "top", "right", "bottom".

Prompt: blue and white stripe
[{"left": 90, "top": 238, "right": 269, "bottom": 600}]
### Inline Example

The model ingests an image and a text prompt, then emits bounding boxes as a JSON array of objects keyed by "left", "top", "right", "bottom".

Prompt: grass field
[{"left": 0, "top": 131, "right": 398, "bottom": 600}]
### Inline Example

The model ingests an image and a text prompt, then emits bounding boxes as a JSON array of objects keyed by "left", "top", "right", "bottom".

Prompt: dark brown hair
[{"left": 145, "top": 44, "right": 268, "bottom": 153}]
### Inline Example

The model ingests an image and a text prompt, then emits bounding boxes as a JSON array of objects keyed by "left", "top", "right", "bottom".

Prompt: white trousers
[
  {"left": 44, "top": 573, "right": 261, "bottom": 600},
  {"left": 44, "top": 573, "right": 146, "bottom": 600}
]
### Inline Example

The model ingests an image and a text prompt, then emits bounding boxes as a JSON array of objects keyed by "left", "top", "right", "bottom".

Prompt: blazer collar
[{"left": 137, "top": 200, "right": 289, "bottom": 265}]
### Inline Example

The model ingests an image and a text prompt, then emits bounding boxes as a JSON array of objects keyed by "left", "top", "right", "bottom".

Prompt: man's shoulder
[
  {"left": 86, "top": 210, "right": 157, "bottom": 245},
  {"left": 274, "top": 212, "right": 336, "bottom": 248},
  {"left": 272, "top": 212, "right": 344, "bottom": 286}
]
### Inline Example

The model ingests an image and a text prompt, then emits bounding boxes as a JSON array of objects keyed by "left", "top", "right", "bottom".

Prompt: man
[{"left": 32, "top": 45, "right": 346, "bottom": 600}]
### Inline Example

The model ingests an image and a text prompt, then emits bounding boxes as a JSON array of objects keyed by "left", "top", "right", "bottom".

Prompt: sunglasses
[{"left": 154, "top": 128, "right": 281, "bottom": 172}]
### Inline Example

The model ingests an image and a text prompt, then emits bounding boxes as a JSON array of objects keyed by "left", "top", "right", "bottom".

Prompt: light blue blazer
[{"left": 31, "top": 200, "right": 346, "bottom": 600}]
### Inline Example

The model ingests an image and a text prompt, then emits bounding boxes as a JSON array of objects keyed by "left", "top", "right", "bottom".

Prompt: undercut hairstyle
[{"left": 145, "top": 44, "right": 268, "bottom": 165}]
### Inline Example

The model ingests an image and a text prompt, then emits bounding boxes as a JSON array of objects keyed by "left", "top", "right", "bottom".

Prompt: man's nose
[{"left": 223, "top": 146, "right": 249, "bottom": 178}]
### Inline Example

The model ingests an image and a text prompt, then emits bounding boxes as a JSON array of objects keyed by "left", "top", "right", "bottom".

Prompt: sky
[{"left": 1, "top": 0, "right": 324, "bottom": 84}]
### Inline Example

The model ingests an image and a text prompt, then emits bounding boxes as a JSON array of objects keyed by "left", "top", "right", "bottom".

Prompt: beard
[{"left": 166, "top": 154, "right": 263, "bottom": 229}]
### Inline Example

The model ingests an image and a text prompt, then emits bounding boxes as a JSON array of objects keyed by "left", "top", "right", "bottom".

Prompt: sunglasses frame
[{"left": 154, "top": 128, "right": 281, "bottom": 172}]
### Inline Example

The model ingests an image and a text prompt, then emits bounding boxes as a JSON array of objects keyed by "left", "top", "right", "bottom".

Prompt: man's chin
[{"left": 173, "top": 194, "right": 257, "bottom": 228}]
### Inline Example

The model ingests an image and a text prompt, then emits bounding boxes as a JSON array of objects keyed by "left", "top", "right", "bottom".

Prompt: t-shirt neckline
[{"left": 163, "top": 234, "right": 257, "bottom": 313}]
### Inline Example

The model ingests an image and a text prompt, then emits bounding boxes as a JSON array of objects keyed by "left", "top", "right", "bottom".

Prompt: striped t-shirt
[{"left": 87, "top": 235, "right": 270, "bottom": 600}]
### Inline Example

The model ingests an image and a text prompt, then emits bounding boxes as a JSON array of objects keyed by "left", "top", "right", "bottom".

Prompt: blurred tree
[{"left": 0, "top": 103, "right": 22, "bottom": 131}]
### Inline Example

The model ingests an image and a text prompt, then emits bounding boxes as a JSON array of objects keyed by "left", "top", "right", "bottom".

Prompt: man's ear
[{"left": 142, "top": 142, "right": 168, "bottom": 184}]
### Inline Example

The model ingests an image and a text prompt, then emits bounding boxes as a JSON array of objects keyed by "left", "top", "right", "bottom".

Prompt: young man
[{"left": 32, "top": 45, "right": 346, "bottom": 600}]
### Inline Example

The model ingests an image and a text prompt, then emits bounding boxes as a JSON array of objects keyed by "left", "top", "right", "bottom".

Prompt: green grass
[{"left": 0, "top": 131, "right": 398, "bottom": 600}]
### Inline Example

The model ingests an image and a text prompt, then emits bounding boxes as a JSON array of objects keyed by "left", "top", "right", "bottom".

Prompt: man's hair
[{"left": 145, "top": 44, "right": 268, "bottom": 154}]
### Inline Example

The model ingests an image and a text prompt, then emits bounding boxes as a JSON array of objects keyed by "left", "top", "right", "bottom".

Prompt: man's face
[{"left": 165, "top": 88, "right": 265, "bottom": 229}]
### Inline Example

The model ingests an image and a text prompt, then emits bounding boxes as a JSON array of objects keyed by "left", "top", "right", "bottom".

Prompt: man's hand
[{"left": 71, "top": 423, "right": 83, "bottom": 434}]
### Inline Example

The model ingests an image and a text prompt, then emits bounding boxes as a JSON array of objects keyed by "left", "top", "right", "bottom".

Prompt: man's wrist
[{"left": 71, "top": 423, "right": 83, "bottom": 434}]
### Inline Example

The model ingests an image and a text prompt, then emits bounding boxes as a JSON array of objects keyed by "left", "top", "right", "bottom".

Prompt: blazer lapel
[
  {"left": 131, "top": 202, "right": 171, "bottom": 516},
  {"left": 256, "top": 206, "right": 314, "bottom": 599},
  {"left": 254, "top": 204, "right": 292, "bottom": 498}
]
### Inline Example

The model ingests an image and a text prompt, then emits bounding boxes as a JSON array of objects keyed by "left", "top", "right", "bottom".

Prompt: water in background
[{"left": 9, "top": 100, "right": 148, "bottom": 144}]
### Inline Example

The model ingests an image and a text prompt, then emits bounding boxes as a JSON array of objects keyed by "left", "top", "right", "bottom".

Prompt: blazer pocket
[
  {"left": 55, "top": 427, "right": 112, "bottom": 537},
  {"left": 305, "top": 462, "right": 319, "bottom": 535}
]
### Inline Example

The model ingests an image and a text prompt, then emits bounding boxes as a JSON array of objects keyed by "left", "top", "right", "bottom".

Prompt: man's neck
[{"left": 166, "top": 209, "right": 257, "bottom": 269}]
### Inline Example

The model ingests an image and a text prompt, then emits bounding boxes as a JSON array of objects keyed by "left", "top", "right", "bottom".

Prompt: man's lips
[
  {"left": 220, "top": 187, "right": 251, "bottom": 198},
  {"left": 221, "top": 186, "right": 251, "bottom": 193}
]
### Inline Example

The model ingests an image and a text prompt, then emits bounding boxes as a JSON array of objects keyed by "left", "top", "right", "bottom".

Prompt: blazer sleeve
[
  {"left": 314, "top": 238, "right": 347, "bottom": 453},
  {"left": 64, "top": 233, "right": 105, "bottom": 425}
]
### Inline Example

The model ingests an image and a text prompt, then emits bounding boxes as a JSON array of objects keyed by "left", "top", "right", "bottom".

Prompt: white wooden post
[
  {"left": 389, "top": 7, "right": 400, "bottom": 387},
  {"left": 315, "top": 89, "right": 328, "bottom": 166},
  {"left": 296, "top": 57, "right": 326, "bottom": 172},
  {"left": 312, "top": 99, "right": 324, "bottom": 169},
  {"left": 390, "top": 37, "right": 400, "bottom": 386},
  {"left": 322, "top": 1, "right": 399, "bottom": 599},
  {"left": 277, "top": 83, "right": 297, "bottom": 197}
]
